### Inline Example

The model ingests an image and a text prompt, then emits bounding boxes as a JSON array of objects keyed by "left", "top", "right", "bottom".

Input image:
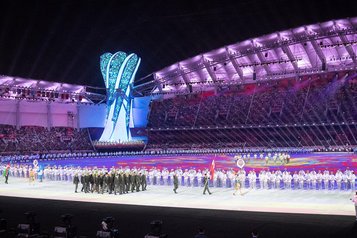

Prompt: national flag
[{"left": 209, "top": 159, "right": 215, "bottom": 180}]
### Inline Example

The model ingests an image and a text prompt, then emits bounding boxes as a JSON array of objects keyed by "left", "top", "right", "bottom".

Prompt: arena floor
[
  {"left": 1, "top": 153, "right": 357, "bottom": 237},
  {"left": 0, "top": 177, "right": 355, "bottom": 216}
]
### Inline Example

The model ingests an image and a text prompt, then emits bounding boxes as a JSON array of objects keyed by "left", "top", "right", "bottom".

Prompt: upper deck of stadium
[
  {"left": 135, "top": 17, "right": 357, "bottom": 96},
  {"left": 0, "top": 75, "right": 106, "bottom": 104}
]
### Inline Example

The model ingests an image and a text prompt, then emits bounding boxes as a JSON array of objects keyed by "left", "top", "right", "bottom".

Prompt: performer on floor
[
  {"left": 29, "top": 168, "right": 35, "bottom": 185},
  {"left": 135, "top": 172, "right": 141, "bottom": 192},
  {"left": 37, "top": 165, "right": 43, "bottom": 183},
  {"left": 114, "top": 173, "right": 120, "bottom": 195},
  {"left": 173, "top": 173, "right": 179, "bottom": 194},
  {"left": 119, "top": 171, "right": 125, "bottom": 194},
  {"left": 103, "top": 173, "right": 109, "bottom": 194},
  {"left": 98, "top": 172, "right": 104, "bottom": 194},
  {"left": 348, "top": 172, "right": 356, "bottom": 190},
  {"left": 109, "top": 171, "right": 115, "bottom": 194},
  {"left": 203, "top": 174, "right": 212, "bottom": 195},
  {"left": 89, "top": 172, "right": 95, "bottom": 192},
  {"left": 93, "top": 172, "right": 100, "bottom": 193},
  {"left": 233, "top": 173, "right": 243, "bottom": 195},
  {"left": 124, "top": 171, "right": 129, "bottom": 193},
  {"left": 323, "top": 170, "right": 329, "bottom": 189},
  {"left": 73, "top": 173, "right": 80, "bottom": 193},
  {"left": 248, "top": 170, "right": 257, "bottom": 189},
  {"left": 80, "top": 172, "right": 85, "bottom": 192},
  {"left": 3, "top": 164, "right": 10, "bottom": 184},
  {"left": 316, "top": 170, "right": 323, "bottom": 190},
  {"left": 259, "top": 170, "right": 265, "bottom": 189},
  {"left": 336, "top": 170, "right": 342, "bottom": 190},
  {"left": 284, "top": 172, "right": 292, "bottom": 189},
  {"left": 130, "top": 171, "right": 136, "bottom": 192},
  {"left": 329, "top": 172, "right": 335, "bottom": 190},
  {"left": 84, "top": 172, "right": 90, "bottom": 193}
]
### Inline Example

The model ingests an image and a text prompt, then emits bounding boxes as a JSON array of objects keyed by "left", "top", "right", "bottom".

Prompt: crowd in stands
[
  {"left": 147, "top": 72, "right": 357, "bottom": 149},
  {"left": 147, "top": 126, "right": 356, "bottom": 150},
  {"left": 1, "top": 73, "right": 357, "bottom": 156},
  {"left": 149, "top": 73, "right": 357, "bottom": 128},
  {"left": 0, "top": 125, "right": 93, "bottom": 155}
]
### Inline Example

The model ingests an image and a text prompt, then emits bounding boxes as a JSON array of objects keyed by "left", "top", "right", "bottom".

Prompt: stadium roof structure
[
  {"left": 0, "top": 75, "right": 106, "bottom": 104},
  {"left": 134, "top": 17, "right": 357, "bottom": 96},
  {"left": 0, "top": 75, "right": 86, "bottom": 92}
]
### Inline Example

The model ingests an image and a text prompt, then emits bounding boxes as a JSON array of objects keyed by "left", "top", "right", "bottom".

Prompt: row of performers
[
  {"left": 235, "top": 152, "right": 291, "bottom": 164},
  {"left": 1, "top": 164, "right": 356, "bottom": 190}
]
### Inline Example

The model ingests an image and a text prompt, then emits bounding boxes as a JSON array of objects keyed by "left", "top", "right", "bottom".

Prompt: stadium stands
[
  {"left": 1, "top": 71, "right": 356, "bottom": 155},
  {"left": 147, "top": 71, "right": 357, "bottom": 150},
  {"left": 0, "top": 126, "right": 93, "bottom": 155}
]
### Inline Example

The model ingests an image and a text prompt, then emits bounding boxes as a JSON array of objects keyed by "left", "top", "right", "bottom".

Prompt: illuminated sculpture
[{"left": 99, "top": 51, "right": 141, "bottom": 142}]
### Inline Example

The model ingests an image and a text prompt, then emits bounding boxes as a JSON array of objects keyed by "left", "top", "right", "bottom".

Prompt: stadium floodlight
[{"left": 99, "top": 51, "right": 141, "bottom": 142}]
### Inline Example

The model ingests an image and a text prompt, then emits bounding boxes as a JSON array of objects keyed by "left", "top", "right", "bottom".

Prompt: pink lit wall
[{"left": 0, "top": 99, "right": 106, "bottom": 128}]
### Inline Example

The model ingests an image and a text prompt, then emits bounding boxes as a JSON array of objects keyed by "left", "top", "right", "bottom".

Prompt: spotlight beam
[
  {"left": 28, "top": 5, "right": 66, "bottom": 78},
  {"left": 9, "top": 2, "right": 39, "bottom": 76}
]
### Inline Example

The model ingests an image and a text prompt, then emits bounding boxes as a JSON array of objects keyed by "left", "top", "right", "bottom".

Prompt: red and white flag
[{"left": 209, "top": 159, "right": 215, "bottom": 180}]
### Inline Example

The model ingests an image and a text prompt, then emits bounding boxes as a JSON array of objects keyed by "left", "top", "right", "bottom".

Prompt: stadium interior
[{"left": 0, "top": 2, "right": 357, "bottom": 238}]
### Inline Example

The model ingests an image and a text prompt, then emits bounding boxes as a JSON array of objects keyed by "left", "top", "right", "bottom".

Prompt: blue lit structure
[{"left": 99, "top": 51, "right": 141, "bottom": 142}]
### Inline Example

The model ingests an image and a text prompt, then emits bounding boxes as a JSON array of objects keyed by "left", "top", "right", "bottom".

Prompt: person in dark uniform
[
  {"left": 80, "top": 173, "right": 85, "bottom": 192},
  {"left": 135, "top": 172, "right": 141, "bottom": 192},
  {"left": 130, "top": 172, "right": 136, "bottom": 193},
  {"left": 73, "top": 173, "right": 80, "bottom": 193},
  {"left": 124, "top": 172, "right": 129, "bottom": 193},
  {"left": 103, "top": 173, "right": 109, "bottom": 194},
  {"left": 173, "top": 173, "right": 179, "bottom": 194},
  {"left": 114, "top": 173, "right": 120, "bottom": 195},
  {"left": 98, "top": 173, "right": 104, "bottom": 194},
  {"left": 141, "top": 172, "right": 147, "bottom": 191},
  {"left": 89, "top": 172, "right": 94, "bottom": 193},
  {"left": 84, "top": 173, "right": 90, "bottom": 193},
  {"left": 109, "top": 172, "right": 115, "bottom": 194},
  {"left": 119, "top": 171, "right": 125, "bottom": 195},
  {"left": 93, "top": 173, "right": 99, "bottom": 193},
  {"left": 203, "top": 174, "right": 212, "bottom": 195}
]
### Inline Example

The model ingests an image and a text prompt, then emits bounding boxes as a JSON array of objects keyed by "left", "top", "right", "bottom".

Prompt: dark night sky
[{"left": 0, "top": 0, "right": 356, "bottom": 88}]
